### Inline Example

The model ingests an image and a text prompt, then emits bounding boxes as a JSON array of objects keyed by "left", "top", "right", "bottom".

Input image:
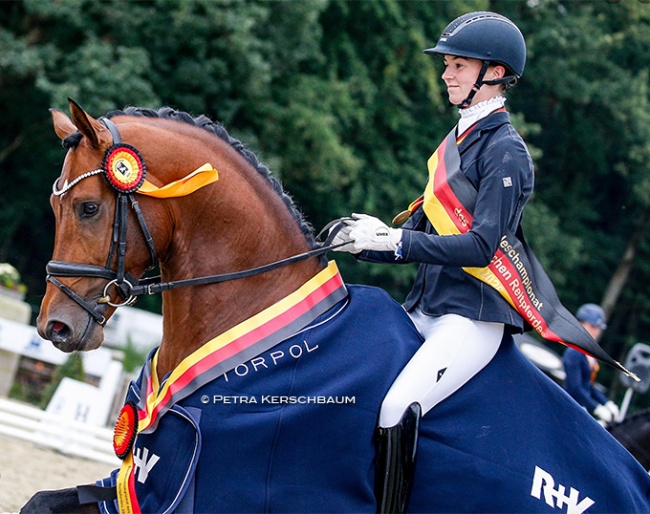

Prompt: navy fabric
[
  {"left": 97, "top": 285, "right": 650, "bottom": 513},
  {"left": 562, "top": 347, "right": 608, "bottom": 412},
  {"left": 98, "top": 405, "right": 202, "bottom": 514},
  {"left": 360, "top": 112, "right": 534, "bottom": 333},
  {"left": 410, "top": 336, "right": 650, "bottom": 513},
  {"left": 99, "top": 285, "right": 423, "bottom": 513}
]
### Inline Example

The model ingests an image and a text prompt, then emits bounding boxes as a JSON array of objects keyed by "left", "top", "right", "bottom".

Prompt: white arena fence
[{"left": 0, "top": 397, "right": 119, "bottom": 466}]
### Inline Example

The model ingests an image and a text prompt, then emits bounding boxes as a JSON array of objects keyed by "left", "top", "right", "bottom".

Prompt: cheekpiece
[{"left": 103, "top": 144, "right": 146, "bottom": 194}]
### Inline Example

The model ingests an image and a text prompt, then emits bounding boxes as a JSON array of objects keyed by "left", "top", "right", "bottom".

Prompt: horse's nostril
[
  {"left": 52, "top": 321, "right": 66, "bottom": 333},
  {"left": 47, "top": 320, "right": 71, "bottom": 342}
]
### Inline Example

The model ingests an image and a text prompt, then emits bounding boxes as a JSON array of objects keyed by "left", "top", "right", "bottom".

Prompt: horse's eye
[{"left": 78, "top": 202, "right": 100, "bottom": 218}]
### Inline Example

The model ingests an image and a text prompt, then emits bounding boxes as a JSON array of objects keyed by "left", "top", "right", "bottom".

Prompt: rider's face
[
  {"left": 441, "top": 55, "right": 504, "bottom": 107},
  {"left": 582, "top": 322, "right": 604, "bottom": 341}
]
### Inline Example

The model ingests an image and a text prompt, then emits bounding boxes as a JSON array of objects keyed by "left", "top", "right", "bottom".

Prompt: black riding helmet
[{"left": 424, "top": 11, "right": 526, "bottom": 108}]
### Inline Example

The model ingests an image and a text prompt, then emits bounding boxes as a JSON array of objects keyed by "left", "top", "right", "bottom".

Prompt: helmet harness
[{"left": 424, "top": 12, "right": 526, "bottom": 109}]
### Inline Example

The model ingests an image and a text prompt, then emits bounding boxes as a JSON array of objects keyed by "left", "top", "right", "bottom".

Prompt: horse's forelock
[
  {"left": 104, "top": 106, "right": 318, "bottom": 248},
  {"left": 62, "top": 132, "right": 83, "bottom": 150}
]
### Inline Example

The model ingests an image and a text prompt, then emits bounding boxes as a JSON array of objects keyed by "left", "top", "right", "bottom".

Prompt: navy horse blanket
[
  {"left": 409, "top": 337, "right": 650, "bottom": 513},
  {"left": 97, "top": 270, "right": 650, "bottom": 512}
]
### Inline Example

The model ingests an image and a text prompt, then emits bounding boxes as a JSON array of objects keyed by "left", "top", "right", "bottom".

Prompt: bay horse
[{"left": 24, "top": 100, "right": 650, "bottom": 513}]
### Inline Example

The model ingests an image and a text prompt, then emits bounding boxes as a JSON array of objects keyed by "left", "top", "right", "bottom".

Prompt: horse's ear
[
  {"left": 67, "top": 97, "right": 112, "bottom": 149},
  {"left": 50, "top": 109, "right": 78, "bottom": 142}
]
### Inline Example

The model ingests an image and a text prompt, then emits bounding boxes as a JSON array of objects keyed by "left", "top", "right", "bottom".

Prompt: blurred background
[{"left": 1, "top": 0, "right": 650, "bottom": 414}]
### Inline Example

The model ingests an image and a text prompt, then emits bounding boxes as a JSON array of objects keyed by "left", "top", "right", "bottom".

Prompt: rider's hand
[
  {"left": 347, "top": 213, "right": 402, "bottom": 253},
  {"left": 330, "top": 219, "right": 358, "bottom": 253},
  {"left": 593, "top": 403, "right": 614, "bottom": 424}
]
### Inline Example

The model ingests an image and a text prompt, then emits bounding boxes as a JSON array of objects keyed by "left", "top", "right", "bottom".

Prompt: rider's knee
[{"left": 379, "top": 394, "right": 419, "bottom": 428}]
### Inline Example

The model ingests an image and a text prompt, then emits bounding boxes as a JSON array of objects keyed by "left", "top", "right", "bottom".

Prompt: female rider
[{"left": 334, "top": 12, "right": 532, "bottom": 511}]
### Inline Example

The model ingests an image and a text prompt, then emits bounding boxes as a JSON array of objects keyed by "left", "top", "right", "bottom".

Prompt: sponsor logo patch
[{"left": 530, "top": 465, "right": 594, "bottom": 514}]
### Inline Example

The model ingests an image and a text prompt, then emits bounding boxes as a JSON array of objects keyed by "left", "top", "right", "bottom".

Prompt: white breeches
[{"left": 379, "top": 310, "right": 504, "bottom": 428}]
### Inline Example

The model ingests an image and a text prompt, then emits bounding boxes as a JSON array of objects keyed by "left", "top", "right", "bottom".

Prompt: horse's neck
[{"left": 153, "top": 188, "right": 323, "bottom": 377}]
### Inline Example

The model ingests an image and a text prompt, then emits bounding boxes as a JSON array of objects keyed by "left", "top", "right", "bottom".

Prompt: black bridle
[{"left": 46, "top": 118, "right": 346, "bottom": 326}]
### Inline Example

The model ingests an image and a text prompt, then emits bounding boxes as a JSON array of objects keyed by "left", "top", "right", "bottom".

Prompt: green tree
[{"left": 3, "top": 0, "right": 650, "bottom": 409}]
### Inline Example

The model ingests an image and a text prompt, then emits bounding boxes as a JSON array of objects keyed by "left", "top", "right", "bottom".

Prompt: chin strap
[
  {"left": 459, "top": 60, "right": 491, "bottom": 109},
  {"left": 459, "top": 61, "right": 517, "bottom": 109}
]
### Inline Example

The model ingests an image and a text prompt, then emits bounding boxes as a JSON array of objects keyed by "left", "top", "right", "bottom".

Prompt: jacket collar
[{"left": 457, "top": 111, "right": 510, "bottom": 154}]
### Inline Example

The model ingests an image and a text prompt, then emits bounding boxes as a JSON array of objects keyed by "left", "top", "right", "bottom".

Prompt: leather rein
[{"left": 46, "top": 118, "right": 346, "bottom": 326}]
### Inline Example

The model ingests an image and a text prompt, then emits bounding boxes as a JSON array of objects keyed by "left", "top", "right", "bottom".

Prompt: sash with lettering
[
  {"left": 420, "top": 125, "right": 634, "bottom": 378},
  {"left": 113, "top": 261, "right": 349, "bottom": 514}
]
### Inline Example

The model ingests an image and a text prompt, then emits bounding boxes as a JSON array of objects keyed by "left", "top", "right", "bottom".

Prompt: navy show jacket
[
  {"left": 562, "top": 347, "right": 609, "bottom": 412},
  {"left": 361, "top": 111, "right": 534, "bottom": 333}
]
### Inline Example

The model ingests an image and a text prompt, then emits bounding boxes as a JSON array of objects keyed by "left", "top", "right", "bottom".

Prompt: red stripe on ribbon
[
  {"left": 489, "top": 248, "right": 562, "bottom": 342},
  {"left": 128, "top": 469, "right": 141, "bottom": 514},
  {"left": 141, "top": 272, "right": 344, "bottom": 430},
  {"left": 432, "top": 138, "right": 475, "bottom": 234}
]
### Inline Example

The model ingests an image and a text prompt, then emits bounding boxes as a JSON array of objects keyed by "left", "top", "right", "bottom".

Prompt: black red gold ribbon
[
  {"left": 408, "top": 122, "right": 633, "bottom": 377},
  {"left": 115, "top": 261, "right": 348, "bottom": 513}
]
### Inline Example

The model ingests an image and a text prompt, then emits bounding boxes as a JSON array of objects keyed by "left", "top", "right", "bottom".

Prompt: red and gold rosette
[
  {"left": 103, "top": 144, "right": 146, "bottom": 193},
  {"left": 113, "top": 401, "right": 138, "bottom": 460}
]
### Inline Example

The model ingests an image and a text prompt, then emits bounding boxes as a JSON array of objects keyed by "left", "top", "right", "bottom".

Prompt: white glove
[
  {"left": 593, "top": 403, "right": 614, "bottom": 424},
  {"left": 605, "top": 400, "right": 620, "bottom": 420},
  {"left": 329, "top": 219, "right": 357, "bottom": 253},
  {"left": 347, "top": 213, "right": 402, "bottom": 253}
]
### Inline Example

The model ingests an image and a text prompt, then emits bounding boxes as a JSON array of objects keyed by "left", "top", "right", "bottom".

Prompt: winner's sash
[{"left": 418, "top": 126, "right": 634, "bottom": 378}]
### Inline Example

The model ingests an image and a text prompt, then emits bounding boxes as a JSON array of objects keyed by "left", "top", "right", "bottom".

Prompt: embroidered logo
[
  {"left": 503, "top": 177, "right": 513, "bottom": 187},
  {"left": 530, "top": 466, "right": 594, "bottom": 514},
  {"left": 133, "top": 446, "right": 160, "bottom": 484},
  {"left": 454, "top": 207, "right": 470, "bottom": 228}
]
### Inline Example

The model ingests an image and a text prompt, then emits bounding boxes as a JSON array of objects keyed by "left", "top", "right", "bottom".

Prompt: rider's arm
[{"left": 399, "top": 131, "right": 532, "bottom": 267}]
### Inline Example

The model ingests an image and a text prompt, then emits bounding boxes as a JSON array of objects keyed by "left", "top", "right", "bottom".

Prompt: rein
[{"left": 46, "top": 118, "right": 348, "bottom": 325}]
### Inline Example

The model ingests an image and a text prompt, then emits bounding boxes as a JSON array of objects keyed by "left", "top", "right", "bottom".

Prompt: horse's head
[
  {"left": 38, "top": 100, "right": 323, "bottom": 361},
  {"left": 37, "top": 99, "right": 169, "bottom": 352}
]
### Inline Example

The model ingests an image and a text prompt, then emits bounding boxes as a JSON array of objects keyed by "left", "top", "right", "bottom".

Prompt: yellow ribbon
[
  {"left": 116, "top": 451, "right": 138, "bottom": 514},
  {"left": 137, "top": 163, "right": 218, "bottom": 198}
]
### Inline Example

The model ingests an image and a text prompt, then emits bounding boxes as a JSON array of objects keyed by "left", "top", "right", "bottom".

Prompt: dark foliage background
[{"left": 2, "top": 0, "right": 650, "bottom": 410}]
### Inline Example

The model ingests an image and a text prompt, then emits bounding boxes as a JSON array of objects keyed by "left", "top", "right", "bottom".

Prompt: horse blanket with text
[
  {"left": 96, "top": 287, "right": 650, "bottom": 512},
  {"left": 97, "top": 281, "right": 425, "bottom": 513},
  {"left": 409, "top": 336, "right": 650, "bottom": 513}
]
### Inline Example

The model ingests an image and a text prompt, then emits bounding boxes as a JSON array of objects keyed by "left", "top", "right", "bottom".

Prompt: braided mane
[
  {"left": 117, "top": 107, "right": 317, "bottom": 246},
  {"left": 63, "top": 106, "right": 317, "bottom": 247}
]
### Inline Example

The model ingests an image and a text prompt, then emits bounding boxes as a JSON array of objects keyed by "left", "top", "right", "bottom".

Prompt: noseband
[
  {"left": 46, "top": 118, "right": 346, "bottom": 326},
  {"left": 47, "top": 118, "right": 159, "bottom": 324}
]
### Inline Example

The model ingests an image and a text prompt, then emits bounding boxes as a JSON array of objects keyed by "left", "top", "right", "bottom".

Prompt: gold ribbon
[
  {"left": 138, "top": 163, "right": 218, "bottom": 198},
  {"left": 116, "top": 451, "right": 137, "bottom": 514}
]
